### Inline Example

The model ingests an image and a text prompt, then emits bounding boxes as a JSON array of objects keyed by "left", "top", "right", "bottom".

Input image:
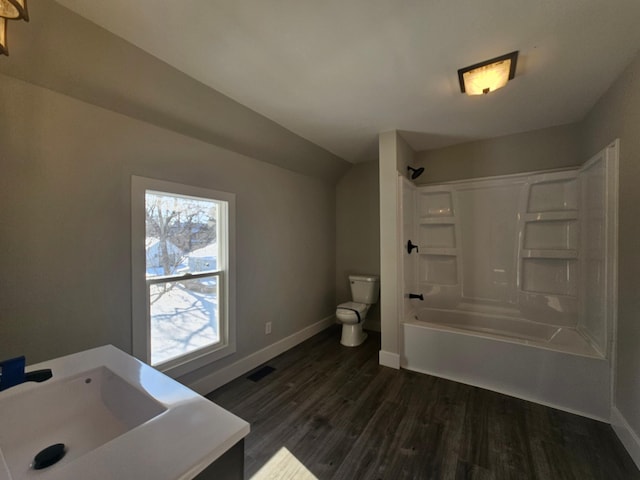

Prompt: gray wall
[
  {"left": 336, "top": 160, "right": 380, "bottom": 330},
  {"left": 0, "top": 73, "right": 337, "bottom": 383},
  {"left": 581, "top": 50, "right": 640, "bottom": 440},
  {"left": 0, "top": 0, "right": 348, "bottom": 182},
  {"left": 0, "top": 0, "right": 347, "bottom": 390},
  {"left": 413, "top": 123, "right": 583, "bottom": 184}
]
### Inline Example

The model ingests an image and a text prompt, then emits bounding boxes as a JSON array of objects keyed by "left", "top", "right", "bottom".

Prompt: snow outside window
[{"left": 132, "top": 177, "right": 236, "bottom": 377}]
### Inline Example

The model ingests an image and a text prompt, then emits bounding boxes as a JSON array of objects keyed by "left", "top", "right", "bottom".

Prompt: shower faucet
[{"left": 408, "top": 293, "right": 424, "bottom": 301}]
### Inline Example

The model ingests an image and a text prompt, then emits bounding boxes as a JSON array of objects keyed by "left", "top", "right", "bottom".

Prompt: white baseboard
[
  {"left": 188, "top": 315, "right": 336, "bottom": 395},
  {"left": 612, "top": 406, "right": 640, "bottom": 469},
  {"left": 379, "top": 350, "right": 400, "bottom": 369}
]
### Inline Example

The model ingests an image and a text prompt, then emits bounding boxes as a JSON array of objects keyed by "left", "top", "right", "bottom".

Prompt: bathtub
[
  {"left": 411, "top": 307, "right": 602, "bottom": 357},
  {"left": 399, "top": 151, "right": 618, "bottom": 421},
  {"left": 401, "top": 308, "right": 611, "bottom": 420}
]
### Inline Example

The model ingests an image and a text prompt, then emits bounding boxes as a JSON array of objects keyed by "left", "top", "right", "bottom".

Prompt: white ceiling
[{"left": 55, "top": 0, "right": 640, "bottom": 163}]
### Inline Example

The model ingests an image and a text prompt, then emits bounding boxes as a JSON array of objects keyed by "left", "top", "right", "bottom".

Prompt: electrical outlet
[{"left": 265, "top": 322, "right": 272, "bottom": 335}]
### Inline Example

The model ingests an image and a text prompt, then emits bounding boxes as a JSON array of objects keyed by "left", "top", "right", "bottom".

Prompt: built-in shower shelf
[
  {"left": 521, "top": 249, "right": 578, "bottom": 259},
  {"left": 417, "top": 190, "right": 454, "bottom": 219},
  {"left": 418, "top": 223, "right": 457, "bottom": 249},
  {"left": 521, "top": 257, "right": 578, "bottom": 296},
  {"left": 518, "top": 289, "right": 578, "bottom": 299},
  {"left": 419, "top": 248, "right": 458, "bottom": 256},
  {"left": 418, "top": 253, "right": 458, "bottom": 285},
  {"left": 523, "top": 211, "right": 578, "bottom": 222},
  {"left": 418, "top": 280, "right": 459, "bottom": 287},
  {"left": 419, "top": 217, "right": 456, "bottom": 225}
]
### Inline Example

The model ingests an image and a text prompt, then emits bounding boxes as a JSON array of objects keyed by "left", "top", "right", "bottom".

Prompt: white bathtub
[
  {"left": 401, "top": 308, "right": 611, "bottom": 420},
  {"left": 412, "top": 307, "right": 602, "bottom": 357}
]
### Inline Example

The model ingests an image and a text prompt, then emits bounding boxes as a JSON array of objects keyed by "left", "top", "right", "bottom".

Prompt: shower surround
[{"left": 400, "top": 141, "right": 618, "bottom": 420}]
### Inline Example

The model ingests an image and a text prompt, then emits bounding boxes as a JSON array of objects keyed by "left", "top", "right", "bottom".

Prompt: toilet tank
[{"left": 349, "top": 275, "right": 380, "bottom": 304}]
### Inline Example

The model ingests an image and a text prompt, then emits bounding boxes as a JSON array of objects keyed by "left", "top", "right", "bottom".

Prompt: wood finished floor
[{"left": 208, "top": 327, "right": 639, "bottom": 480}]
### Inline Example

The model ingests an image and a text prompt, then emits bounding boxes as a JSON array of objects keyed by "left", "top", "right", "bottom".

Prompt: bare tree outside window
[
  {"left": 145, "top": 191, "right": 222, "bottom": 366},
  {"left": 145, "top": 193, "right": 217, "bottom": 277}
]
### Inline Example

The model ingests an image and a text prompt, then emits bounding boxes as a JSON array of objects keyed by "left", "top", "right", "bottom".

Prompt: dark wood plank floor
[{"left": 208, "top": 326, "right": 639, "bottom": 480}]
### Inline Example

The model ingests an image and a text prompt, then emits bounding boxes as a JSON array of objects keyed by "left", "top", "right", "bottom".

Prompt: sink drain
[{"left": 32, "top": 443, "right": 66, "bottom": 470}]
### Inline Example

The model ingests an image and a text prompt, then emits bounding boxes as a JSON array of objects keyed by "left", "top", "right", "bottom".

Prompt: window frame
[{"left": 131, "top": 176, "right": 236, "bottom": 378}]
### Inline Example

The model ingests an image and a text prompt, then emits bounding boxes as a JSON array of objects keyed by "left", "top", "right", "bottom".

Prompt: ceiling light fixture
[
  {"left": 458, "top": 51, "right": 518, "bottom": 95},
  {"left": 0, "top": 0, "right": 29, "bottom": 56}
]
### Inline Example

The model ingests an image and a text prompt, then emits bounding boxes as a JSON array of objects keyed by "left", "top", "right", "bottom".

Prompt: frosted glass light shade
[
  {"left": 0, "top": 0, "right": 28, "bottom": 56},
  {"left": 462, "top": 59, "right": 511, "bottom": 95},
  {"left": 0, "top": 17, "right": 7, "bottom": 56},
  {"left": 0, "top": 0, "right": 28, "bottom": 21},
  {"left": 458, "top": 51, "right": 518, "bottom": 96}
]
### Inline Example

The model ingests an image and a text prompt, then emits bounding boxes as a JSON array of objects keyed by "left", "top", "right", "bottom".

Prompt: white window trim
[{"left": 131, "top": 176, "right": 236, "bottom": 378}]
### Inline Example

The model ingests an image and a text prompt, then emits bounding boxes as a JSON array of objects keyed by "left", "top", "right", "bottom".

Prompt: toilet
[{"left": 336, "top": 275, "right": 380, "bottom": 347}]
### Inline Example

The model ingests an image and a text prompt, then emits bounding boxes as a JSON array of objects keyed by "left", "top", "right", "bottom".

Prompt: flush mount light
[
  {"left": 458, "top": 51, "right": 518, "bottom": 95},
  {"left": 0, "top": 18, "right": 6, "bottom": 55},
  {"left": 0, "top": 0, "right": 29, "bottom": 56}
]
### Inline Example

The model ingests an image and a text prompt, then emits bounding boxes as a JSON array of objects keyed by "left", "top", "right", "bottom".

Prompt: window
[{"left": 132, "top": 176, "right": 236, "bottom": 377}]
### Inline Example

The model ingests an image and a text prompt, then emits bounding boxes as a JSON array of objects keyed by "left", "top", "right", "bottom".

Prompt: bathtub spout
[{"left": 408, "top": 293, "right": 424, "bottom": 301}]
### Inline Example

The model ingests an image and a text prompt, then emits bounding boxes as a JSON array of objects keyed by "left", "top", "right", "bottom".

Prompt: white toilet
[{"left": 336, "top": 275, "right": 380, "bottom": 347}]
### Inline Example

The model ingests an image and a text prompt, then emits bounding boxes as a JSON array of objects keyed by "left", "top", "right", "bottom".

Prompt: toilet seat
[{"left": 336, "top": 302, "right": 368, "bottom": 324}]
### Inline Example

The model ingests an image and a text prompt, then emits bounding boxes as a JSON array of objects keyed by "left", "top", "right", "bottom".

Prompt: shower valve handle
[{"left": 407, "top": 240, "right": 419, "bottom": 254}]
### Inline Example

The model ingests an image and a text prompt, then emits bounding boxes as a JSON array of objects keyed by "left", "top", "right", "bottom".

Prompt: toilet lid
[
  {"left": 337, "top": 301, "right": 367, "bottom": 313},
  {"left": 337, "top": 302, "right": 367, "bottom": 323}
]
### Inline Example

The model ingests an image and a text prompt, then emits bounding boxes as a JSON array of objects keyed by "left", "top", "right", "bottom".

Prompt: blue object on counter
[{"left": 0, "top": 356, "right": 26, "bottom": 391}]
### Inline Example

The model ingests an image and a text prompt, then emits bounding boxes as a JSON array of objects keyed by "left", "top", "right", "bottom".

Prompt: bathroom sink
[
  {"left": 0, "top": 346, "right": 249, "bottom": 480},
  {"left": 0, "top": 366, "right": 167, "bottom": 479}
]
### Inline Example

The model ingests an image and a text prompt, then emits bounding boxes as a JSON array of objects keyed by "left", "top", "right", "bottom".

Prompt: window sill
[{"left": 154, "top": 341, "right": 236, "bottom": 379}]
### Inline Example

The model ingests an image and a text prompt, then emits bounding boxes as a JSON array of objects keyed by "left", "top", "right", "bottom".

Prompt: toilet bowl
[
  {"left": 336, "top": 302, "right": 371, "bottom": 346},
  {"left": 336, "top": 275, "right": 379, "bottom": 347}
]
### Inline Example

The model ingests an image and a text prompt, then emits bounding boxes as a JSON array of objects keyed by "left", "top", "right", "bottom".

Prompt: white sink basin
[
  {"left": 0, "top": 366, "right": 167, "bottom": 479},
  {"left": 0, "top": 346, "right": 249, "bottom": 480}
]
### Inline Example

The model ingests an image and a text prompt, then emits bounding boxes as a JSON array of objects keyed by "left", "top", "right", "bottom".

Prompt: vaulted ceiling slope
[
  {"left": 0, "top": 1, "right": 349, "bottom": 182},
  {"left": 54, "top": 0, "right": 640, "bottom": 163}
]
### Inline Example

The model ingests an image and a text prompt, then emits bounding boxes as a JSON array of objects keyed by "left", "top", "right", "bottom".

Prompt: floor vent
[{"left": 247, "top": 365, "right": 276, "bottom": 382}]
